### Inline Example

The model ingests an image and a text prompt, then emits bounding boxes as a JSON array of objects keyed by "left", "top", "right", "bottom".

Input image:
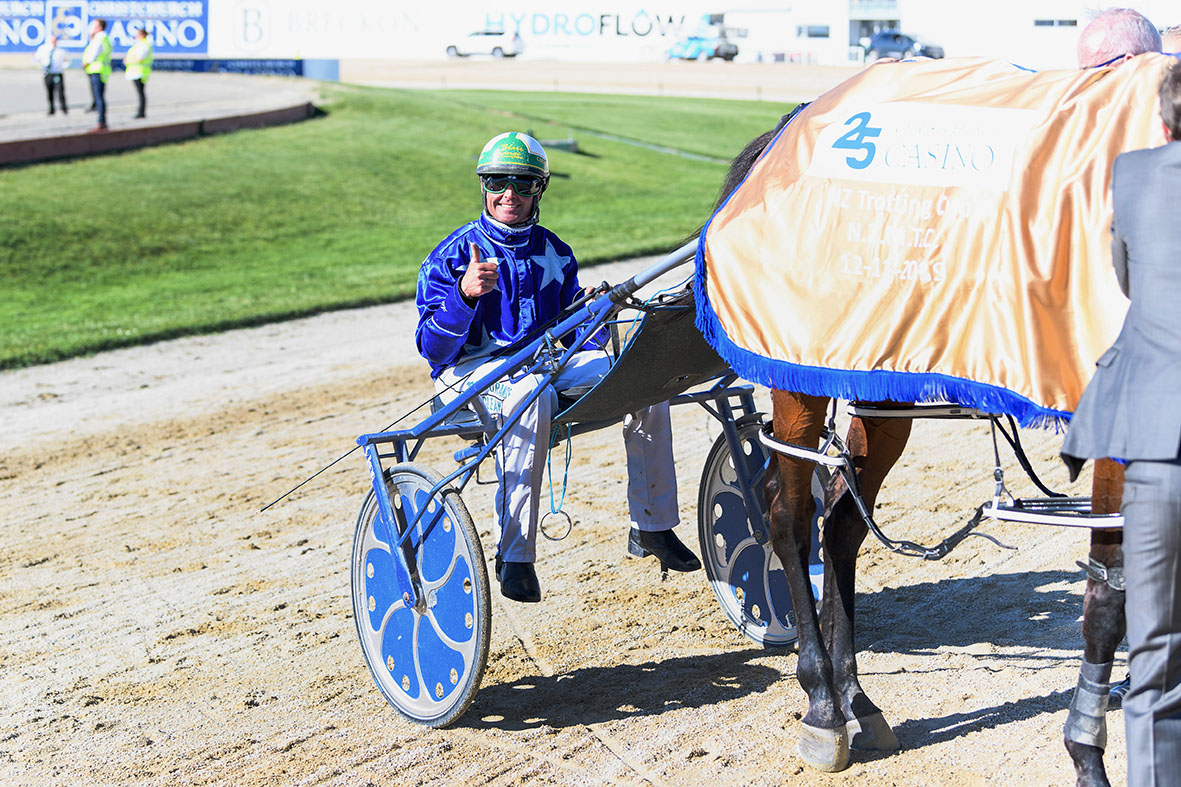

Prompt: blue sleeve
[
  {"left": 415, "top": 237, "right": 477, "bottom": 374},
  {"left": 557, "top": 238, "right": 582, "bottom": 311},
  {"left": 551, "top": 234, "right": 609, "bottom": 350}
]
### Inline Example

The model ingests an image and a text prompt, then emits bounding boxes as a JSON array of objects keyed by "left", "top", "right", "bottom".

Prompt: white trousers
[{"left": 437, "top": 350, "right": 679, "bottom": 562}]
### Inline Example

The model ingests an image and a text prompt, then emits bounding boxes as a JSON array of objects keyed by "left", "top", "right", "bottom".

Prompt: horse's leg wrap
[{"left": 1064, "top": 659, "right": 1113, "bottom": 750}]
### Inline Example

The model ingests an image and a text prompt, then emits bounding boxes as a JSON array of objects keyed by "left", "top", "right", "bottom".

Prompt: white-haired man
[{"left": 1077, "top": 7, "right": 1162, "bottom": 68}]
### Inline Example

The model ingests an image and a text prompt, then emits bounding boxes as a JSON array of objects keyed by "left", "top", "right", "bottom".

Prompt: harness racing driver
[{"left": 414, "top": 131, "right": 701, "bottom": 603}]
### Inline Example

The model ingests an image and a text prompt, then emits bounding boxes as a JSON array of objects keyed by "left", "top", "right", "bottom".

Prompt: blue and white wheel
[
  {"left": 698, "top": 414, "right": 825, "bottom": 647},
  {"left": 351, "top": 463, "right": 490, "bottom": 727}
]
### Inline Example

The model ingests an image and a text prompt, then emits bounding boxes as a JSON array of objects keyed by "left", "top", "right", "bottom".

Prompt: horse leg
[
  {"left": 821, "top": 408, "right": 912, "bottom": 752},
  {"left": 1065, "top": 459, "right": 1126, "bottom": 787},
  {"left": 767, "top": 389, "right": 850, "bottom": 771}
]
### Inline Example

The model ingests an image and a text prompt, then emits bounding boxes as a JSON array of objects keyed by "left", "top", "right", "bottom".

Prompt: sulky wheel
[
  {"left": 697, "top": 414, "right": 825, "bottom": 647},
  {"left": 351, "top": 463, "right": 490, "bottom": 727}
]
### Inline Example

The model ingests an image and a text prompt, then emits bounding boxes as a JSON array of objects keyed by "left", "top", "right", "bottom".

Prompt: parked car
[
  {"left": 864, "top": 31, "right": 944, "bottom": 61},
  {"left": 445, "top": 30, "right": 523, "bottom": 58},
  {"left": 668, "top": 31, "right": 738, "bottom": 61}
]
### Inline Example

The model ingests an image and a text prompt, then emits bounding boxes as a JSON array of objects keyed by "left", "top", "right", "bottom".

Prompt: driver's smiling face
[{"left": 484, "top": 187, "right": 535, "bottom": 225}]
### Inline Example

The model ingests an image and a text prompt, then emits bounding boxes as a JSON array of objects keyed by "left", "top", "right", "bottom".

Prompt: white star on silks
[{"left": 533, "top": 239, "right": 572, "bottom": 294}]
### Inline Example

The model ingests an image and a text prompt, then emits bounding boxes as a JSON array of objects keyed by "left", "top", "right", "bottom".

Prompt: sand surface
[{"left": 0, "top": 250, "right": 1125, "bottom": 785}]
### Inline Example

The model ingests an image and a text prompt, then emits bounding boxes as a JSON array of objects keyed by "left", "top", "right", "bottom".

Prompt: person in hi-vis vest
[
  {"left": 124, "top": 26, "right": 153, "bottom": 119},
  {"left": 82, "top": 18, "right": 112, "bottom": 132}
]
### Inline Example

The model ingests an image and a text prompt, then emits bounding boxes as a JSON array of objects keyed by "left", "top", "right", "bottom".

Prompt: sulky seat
[{"left": 554, "top": 286, "right": 729, "bottom": 425}]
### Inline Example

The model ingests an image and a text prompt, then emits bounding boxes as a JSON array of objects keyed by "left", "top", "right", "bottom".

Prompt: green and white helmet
[{"left": 476, "top": 132, "right": 549, "bottom": 180}]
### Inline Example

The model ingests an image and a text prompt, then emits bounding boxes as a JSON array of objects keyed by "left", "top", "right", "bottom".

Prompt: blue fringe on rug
[{"left": 692, "top": 236, "right": 1071, "bottom": 431}]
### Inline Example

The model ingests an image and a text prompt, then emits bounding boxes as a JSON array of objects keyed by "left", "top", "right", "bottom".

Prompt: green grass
[
  {"left": 0, "top": 84, "right": 789, "bottom": 368},
  {"left": 424, "top": 90, "right": 784, "bottom": 160}
]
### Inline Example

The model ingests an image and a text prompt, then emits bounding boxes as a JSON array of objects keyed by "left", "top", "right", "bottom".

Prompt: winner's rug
[{"left": 696, "top": 53, "right": 1175, "bottom": 426}]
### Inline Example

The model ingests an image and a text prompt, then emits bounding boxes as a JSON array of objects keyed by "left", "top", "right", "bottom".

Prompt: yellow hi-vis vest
[
  {"left": 83, "top": 33, "right": 112, "bottom": 82},
  {"left": 125, "top": 40, "right": 153, "bottom": 82}
]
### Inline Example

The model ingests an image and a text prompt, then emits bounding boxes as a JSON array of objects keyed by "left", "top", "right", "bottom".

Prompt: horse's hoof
[
  {"left": 847, "top": 711, "right": 899, "bottom": 751},
  {"left": 797, "top": 722, "right": 850, "bottom": 772}
]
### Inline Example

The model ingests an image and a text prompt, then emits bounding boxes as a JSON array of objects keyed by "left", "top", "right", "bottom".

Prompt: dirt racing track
[{"left": 0, "top": 63, "right": 1128, "bottom": 785}]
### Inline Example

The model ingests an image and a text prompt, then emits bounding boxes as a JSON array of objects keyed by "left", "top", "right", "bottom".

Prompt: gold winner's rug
[{"left": 695, "top": 54, "right": 1176, "bottom": 426}]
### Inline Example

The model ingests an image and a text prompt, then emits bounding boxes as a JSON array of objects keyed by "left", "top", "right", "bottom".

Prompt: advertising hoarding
[
  {"left": 0, "top": 1, "right": 208, "bottom": 53},
  {"left": 205, "top": 2, "right": 712, "bottom": 61}
]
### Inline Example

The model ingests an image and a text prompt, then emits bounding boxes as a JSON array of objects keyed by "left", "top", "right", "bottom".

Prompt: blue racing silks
[{"left": 415, "top": 213, "right": 587, "bottom": 378}]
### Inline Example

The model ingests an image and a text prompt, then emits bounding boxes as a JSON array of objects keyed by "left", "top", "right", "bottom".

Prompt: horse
[{"left": 715, "top": 113, "right": 1128, "bottom": 785}]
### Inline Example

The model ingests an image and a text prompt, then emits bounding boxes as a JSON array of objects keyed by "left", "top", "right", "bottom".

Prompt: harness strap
[
  {"left": 995, "top": 414, "right": 1065, "bottom": 497},
  {"left": 758, "top": 415, "right": 986, "bottom": 560},
  {"left": 1076, "top": 557, "right": 1126, "bottom": 591}
]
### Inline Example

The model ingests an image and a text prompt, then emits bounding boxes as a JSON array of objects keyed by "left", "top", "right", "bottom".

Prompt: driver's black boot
[
  {"left": 627, "top": 527, "right": 702, "bottom": 572},
  {"left": 496, "top": 556, "right": 541, "bottom": 602}
]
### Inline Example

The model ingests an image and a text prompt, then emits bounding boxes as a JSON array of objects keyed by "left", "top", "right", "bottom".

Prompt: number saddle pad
[{"left": 696, "top": 53, "right": 1176, "bottom": 427}]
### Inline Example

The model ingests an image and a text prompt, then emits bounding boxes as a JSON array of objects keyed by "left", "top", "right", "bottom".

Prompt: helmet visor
[{"left": 480, "top": 175, "right": 545, "bottom": 197}]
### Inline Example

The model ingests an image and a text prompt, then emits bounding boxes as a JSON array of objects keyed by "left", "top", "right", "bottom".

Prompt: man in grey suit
[{"left": 1062, "top": 60, "right": 1181, "bottom": 787}]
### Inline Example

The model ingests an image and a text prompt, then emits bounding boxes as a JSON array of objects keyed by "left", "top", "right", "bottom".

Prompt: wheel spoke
[
  {"left": 423, "top": 556, "right": 478, "bottom": 647},
  {"left": 413, "top": 610, "right": 468, "bottom": 705}
]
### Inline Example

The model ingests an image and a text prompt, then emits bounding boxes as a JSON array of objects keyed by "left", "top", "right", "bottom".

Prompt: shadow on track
[
  {"left": 463, "top": 569, "right": 1091, "bottom": 741},
  {"left": 461, "top": 648, "right": 783, "bottom": 731}
]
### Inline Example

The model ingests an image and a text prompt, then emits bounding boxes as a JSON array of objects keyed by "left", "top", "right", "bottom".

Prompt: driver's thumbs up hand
[{"left": 460, "top": 242, "right": 498, "bottom": 300}]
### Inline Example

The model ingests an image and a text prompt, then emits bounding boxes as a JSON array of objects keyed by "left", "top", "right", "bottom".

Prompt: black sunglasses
[{"left": 481, "top": 175, "right": 544, "bottom": 197}]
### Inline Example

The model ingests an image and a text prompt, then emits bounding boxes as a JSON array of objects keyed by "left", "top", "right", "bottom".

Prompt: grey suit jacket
[{"left": 1062, "top": 140, "right": 1181, "bottom": 480}]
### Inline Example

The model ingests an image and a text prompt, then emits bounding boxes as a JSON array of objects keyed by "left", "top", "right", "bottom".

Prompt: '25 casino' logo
[
  {"left": 831, "top": 112, "right": 881, "bottom": 170},
  {"left": 809, "top": 103, "right": 1034, "bottom": 190}
]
